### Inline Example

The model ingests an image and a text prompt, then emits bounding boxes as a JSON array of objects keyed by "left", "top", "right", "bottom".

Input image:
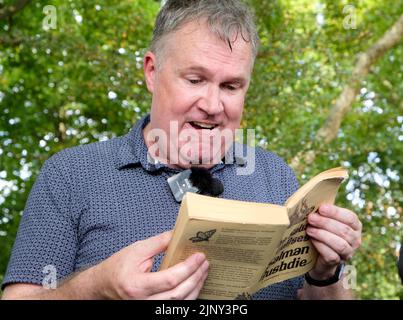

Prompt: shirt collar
[
  {"left": 116, "top": 114, "right": 156, "bottom": 171},
  {"left": 116, "top": 114, "right": 246, "bottom": 173}
]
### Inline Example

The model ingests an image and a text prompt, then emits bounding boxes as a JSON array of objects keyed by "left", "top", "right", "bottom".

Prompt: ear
[{"left": 144, "top": 51, "right": 157, "bottom": 93}]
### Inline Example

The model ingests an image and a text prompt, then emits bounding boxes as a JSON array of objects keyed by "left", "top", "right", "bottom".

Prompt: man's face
[{"left": 143, "top": 20, "right": 253, "bottom": 169}]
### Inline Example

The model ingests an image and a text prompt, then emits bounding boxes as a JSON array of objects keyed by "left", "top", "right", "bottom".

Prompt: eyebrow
[{"left": 178, "top": 65, "right": 248, "bottom": 85}]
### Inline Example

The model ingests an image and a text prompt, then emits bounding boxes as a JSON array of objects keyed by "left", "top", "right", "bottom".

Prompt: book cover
[{"left": 160, "top": 167, "right": 349, "bottom": 299}]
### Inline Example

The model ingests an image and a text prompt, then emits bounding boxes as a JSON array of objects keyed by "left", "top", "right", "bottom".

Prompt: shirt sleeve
[{"left": 2, "top": 156, "right": 78, "bottom": 290}]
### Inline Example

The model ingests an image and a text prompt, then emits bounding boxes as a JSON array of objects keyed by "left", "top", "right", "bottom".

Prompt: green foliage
[{"left": 0, "top": 0, "right": 401, "bottom": 299}]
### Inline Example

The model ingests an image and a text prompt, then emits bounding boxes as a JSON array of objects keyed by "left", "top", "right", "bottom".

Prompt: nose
[{"left": 198, "top": 85, "right": 224, "bottom": 115}]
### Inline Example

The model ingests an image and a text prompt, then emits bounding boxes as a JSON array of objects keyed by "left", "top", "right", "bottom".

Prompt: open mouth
[{"left": 189, "top": 121, "right": 218, "bottom": 130}]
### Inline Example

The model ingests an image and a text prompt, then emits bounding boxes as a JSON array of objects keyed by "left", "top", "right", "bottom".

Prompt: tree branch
[
  {"left": 290, "top": 15, "right": 403, "bottom": 172},
  {"left": 0, "top": 0, "right": 32, "bottom": 20}
]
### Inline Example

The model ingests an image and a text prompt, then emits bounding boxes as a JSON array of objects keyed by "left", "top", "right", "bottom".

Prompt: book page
[
  {"left": 163, "top": 219, "right": 288, "bottom": 300},
  {"left": 254, "top": 176, "right": 346, "bottom": 290}
]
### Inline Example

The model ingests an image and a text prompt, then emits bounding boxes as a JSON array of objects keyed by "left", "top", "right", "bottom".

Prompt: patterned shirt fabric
[{"left": 3, "top": 114, "right": 304, "bottom": 299}]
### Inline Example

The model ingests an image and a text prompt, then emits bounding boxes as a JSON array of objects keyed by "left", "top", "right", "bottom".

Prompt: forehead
[{"left": 162, "top": 20, "right": 254, "bottom": 76}]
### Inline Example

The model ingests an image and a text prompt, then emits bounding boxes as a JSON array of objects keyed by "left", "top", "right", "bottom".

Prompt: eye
[
  {"left": 222, "top": 83, "right": 238, "bottom": 91},
  {"left": 188, "top": 79, "right": 202, "bottom": 84},
  {"left": 225, "top": 84, "right": 237, "bottom": 91}
]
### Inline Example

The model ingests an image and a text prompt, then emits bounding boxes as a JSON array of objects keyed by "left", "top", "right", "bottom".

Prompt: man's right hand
[
  {"left": 1, "top": 231, "right": 209, "bottom": 300},
  {"left": 95, "top": 231, "right": 209, "bottom": 300}
]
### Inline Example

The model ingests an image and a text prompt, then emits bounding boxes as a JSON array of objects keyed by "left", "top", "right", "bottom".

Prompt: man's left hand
[{"left": 306, "top": 204, "right": 362, "bottom": 278}]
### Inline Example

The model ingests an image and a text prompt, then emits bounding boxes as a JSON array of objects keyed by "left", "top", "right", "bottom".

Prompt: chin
[
  {"left": 176, "top": 154, "right": 219, "bottom": 168},
  {"left": 175, "top": 143, "right": 225, "bottom": 167}
]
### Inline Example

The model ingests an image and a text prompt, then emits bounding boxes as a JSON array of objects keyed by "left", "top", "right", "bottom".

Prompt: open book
[{"left": 159, "top": 167, "right": 349, "bottom": 299}]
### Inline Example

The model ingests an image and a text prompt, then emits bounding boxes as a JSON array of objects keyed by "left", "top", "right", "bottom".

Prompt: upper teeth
[{"left": 192, "top": 121, "right": 216, "bottom": 129}]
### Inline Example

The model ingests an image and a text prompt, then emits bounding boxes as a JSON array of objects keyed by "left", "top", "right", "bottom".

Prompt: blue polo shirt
[{"left": 3, "top": 114, "right": 304, "bottom": 299}]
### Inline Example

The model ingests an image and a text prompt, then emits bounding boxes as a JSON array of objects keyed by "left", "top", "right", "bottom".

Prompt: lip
[
  {"left": 188, "top": 121, "right": 220, "bottom": 130},
  {"left": 190, "top": 120, "right": 219, "bottom": 126},
  {"left": 183, "top": 122, "right": 221, "bottom": 134}
]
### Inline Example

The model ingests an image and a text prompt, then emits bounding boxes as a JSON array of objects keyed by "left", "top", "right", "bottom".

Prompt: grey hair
[{"left": 150, "top": 0, "right": 260, "bottom": 65}]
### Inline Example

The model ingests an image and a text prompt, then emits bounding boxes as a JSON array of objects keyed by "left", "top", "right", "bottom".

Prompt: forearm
[{"left": 3, "top": 265, "right": 106, "bottom": 300}]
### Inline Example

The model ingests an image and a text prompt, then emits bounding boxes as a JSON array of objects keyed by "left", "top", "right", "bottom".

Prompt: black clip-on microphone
[
  {"left": 189, "top": 167, "right": 224, "bottom": 197},
  {"left": 167, "top": 167, "right": 224, "bottom": 202}
]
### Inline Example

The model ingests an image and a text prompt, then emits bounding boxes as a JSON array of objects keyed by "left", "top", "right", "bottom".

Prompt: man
[{"left": 1, "top": 0, "right": 361, "bottom": 299}]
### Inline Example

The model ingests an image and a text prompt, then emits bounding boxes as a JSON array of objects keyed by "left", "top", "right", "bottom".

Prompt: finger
[
  {"left": 319, "top": 204, "right": 362, "bottom": 231},
  {"left": 139, "top": 252, "right": 207, "bottom": 296},
  {"left": 133, "top": 231, "right": 173, "bottom": 261},
  {"left": 148, "top": 260, "right": 209, "bottom": 300},
  {"left": 184, "top": 267, "right": 209, "bottom": 300},
  {"left": 308, "top": 213, "right": 359, "bottom": 248},
  {"left": 310, "top": 238, "right": 341, "bottom": 266},
  {"left": 307, "top": 226, "right": 353, "bottom": 261}
]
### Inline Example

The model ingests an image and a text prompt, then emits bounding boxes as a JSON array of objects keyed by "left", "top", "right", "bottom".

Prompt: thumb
[
  {"left": 138, "top": 258, "right": 154, "bottom": 273},
  {"left": 133, "top": 230, "right": 173, "bottom": 260}
]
